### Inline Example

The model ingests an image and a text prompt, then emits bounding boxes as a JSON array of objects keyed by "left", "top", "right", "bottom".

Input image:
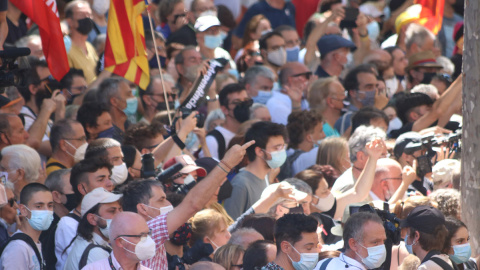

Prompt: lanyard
[{"left": 108, "top": 255, "right": 117, "bottom": 270}]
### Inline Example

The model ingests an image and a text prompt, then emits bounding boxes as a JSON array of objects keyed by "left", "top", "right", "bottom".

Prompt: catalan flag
[
  {"left": 414, "top": 0, "right": 445, "bottom": 35},
  {"left": 104, "top": 0, "right": 150, "bottom": 90}
]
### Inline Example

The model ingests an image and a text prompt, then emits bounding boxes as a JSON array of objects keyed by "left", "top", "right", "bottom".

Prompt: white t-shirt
[
  {"left": 63, "top": 233, "right": 110, "bottom": 270},
  {"left": 314, "top": 253, "right": 367, "bottom": 270},
  {"left": 55, "top": 214, "right": 79, "bottom": 270},
  {"left": 292, "top": 147, "right": 319, "bottom": 176},
  {"left": 203, "top": 126, "right": 236, "bottom": 160},
  {"left": 0, "top": 230, "right": 43, "bottom": 270},
  {"left": 331, "top": 167, "right": 356, "bottom": 193}
]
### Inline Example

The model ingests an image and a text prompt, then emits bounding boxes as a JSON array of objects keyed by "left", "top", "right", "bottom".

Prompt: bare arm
[
  {"left": 388, "top": 163, "right": 417, "bottom": 205},
  {"left": 0, "top": 10, "right": 7, "bottom": 50},
  {"left": 412, "top": 77, "right": 462, "bottom": 132},
  {"left": 166, "top": 140, "right": 255, "bottom": 234},
  {"left": 152, "top": 112, "right": 197, "bottom": 167},
  {"left": 25, "top": 98, "right": 56, "bottom": 151},
  {"left": 252, "top": 182, "right": 295, "bottom": 213},
  {"left": 334, "top": 139, "right": 386, "bottom": 220}
]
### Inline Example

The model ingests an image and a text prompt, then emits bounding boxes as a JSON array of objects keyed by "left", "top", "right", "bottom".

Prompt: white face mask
[
  {"left": 65, "top": 141, "right": 88, "bottom": 163},
  {"left": 387, "top": 117, "right": 403, "bottom": 134},
  {"left": 356, "top": 243, "right": 387, "bottom": 269},
  {"left": 96, "top": 215, "right": 112, "bottom": 239},
  {"left": 267, "top": 47, "right": 287, "bottom": 67},
  {"left": 287, "top": 243, "right": 319, "bottom": 270},
  {"left": 312, "top": 193, "right": 335, "bottom": 212},
  {"left": 92, "top": 0, "right": 110, "bottom": 15},
  {"left": 111, "top": 163, "right": 128, "bottom": 185},
  {"left": 143, "top": 204, "right": 174, "bottom": 219},
  {"left": 122, "top": 235, "right": 156, "bottom": 261}
]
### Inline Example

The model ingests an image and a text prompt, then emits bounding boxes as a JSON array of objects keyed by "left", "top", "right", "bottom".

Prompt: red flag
[
  {"left": 9, "top": 0, "right": 70, "bottom": 81},
  {"left": 414, "top": 0, "right": 445, "bottom": 35}
]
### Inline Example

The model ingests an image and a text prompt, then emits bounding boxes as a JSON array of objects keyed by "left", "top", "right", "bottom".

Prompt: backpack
[
  {"left": 78, "top": 243, "right": 111, "bottom": 269},
  {"left": 0, "top": 232, "right": 45, "bottom": 270},
  {"left": 207, "top": 129, "right": 226, "bottom": 159},
  {"left": 277, "top": 149, "right": 304, "bottom": 181}
]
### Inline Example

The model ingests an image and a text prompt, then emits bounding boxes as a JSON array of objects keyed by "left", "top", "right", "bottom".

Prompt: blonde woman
[{"left": 213, "top": 244, "right": 245, "bottom": 270}]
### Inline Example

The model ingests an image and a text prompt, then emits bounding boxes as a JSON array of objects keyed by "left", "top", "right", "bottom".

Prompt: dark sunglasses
[{"left": 291, "top": 72, "right": 312, "bottom": 80}]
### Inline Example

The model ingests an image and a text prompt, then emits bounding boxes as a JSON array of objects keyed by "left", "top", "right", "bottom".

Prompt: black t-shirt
[
  {"left": 5, "top": 16, "right": 27, "bottom": 46},
  {"left": 166, "top": 24, "right": 197, "bottom": 46},
  {"left": 0, "top": 0, "right": 7, "bottom": 12}
]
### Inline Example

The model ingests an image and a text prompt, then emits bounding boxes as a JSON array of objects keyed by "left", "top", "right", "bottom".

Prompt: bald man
[
  {"left": 82, "top": 212, "right": 155, "bottom": 270},
  {"left": 369, "top": 158, "right": 404, "bottom": 202},
  {"left": 190, "top": 261, "right": 226, "bottom": 270}
]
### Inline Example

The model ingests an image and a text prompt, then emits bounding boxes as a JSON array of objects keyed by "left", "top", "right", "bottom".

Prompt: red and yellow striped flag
[
  {"left": 104, "top": 0, "right": 150, "bottom": 90},
  {"left": 414, "top": 0, "right": 445, "bottom": 35}
]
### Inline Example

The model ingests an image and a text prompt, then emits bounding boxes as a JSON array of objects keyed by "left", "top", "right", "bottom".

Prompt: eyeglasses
[
  {"left": 63, "top": 136, "right": 87, "bottom": 142},
  {"left": 380, "top": 177, "right": 403, "bottom": 182},
  {"left": 229, "top": 98, "right": 253, "bottom": 107},
  {"left": 149, "top": 93, "right": 177, "bottom": 100},
  {"left": 115, "top": 230, "right": 152, "bottom": 240},
  {"left": 290, "top": 72, "right": 312, "bottom": 80}
]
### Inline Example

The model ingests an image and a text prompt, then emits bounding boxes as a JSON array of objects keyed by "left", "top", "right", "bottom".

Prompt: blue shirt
[
  {"left": 234, "top": 1, "right": 296, "bottom": 38},
  {"left": 323, "top": 122, "right": 340, "bottom": 138}
]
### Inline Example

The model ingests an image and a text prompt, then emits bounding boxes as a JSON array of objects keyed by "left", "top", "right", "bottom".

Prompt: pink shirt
[{"left": 142, "top": 213, "right": 170, "bottom": 270}]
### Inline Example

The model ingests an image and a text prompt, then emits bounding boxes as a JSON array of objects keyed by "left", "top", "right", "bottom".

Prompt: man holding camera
[{"left": 315, "top": 212, "right": 387, "bottom": 270}]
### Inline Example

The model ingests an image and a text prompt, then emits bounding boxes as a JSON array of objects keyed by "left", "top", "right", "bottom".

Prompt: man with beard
[
  {"left": 65, "top": 0, "right": 99, "bottom": 84},
  {"left": 224, "top": 121, "right": 288, "bottom": 219},
  {"left": 202, "top": 83, "right": 252, "bottom": 160},
  {"left": 175, "top": 46, "right": 204, "bottom": 103},
  {"left": 139, "top": 74, "right": 176, "bottom": 124},
  {"left": 17, "top": 58, "right": 66, "bottom": 158}
]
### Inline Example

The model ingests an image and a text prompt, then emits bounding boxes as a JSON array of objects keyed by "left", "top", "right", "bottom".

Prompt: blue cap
[{"left": 317, "top": 35, "right": 357, "bottom": 57}]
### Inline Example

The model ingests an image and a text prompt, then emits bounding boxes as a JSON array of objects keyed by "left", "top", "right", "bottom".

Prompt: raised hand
[
  {"left": 222, "top": 140, "right": 255, "bottom": 169},
  {"left": 402, "top": 159, "right": 418, "bottom": 186},
  {"left": 365, "top": 138, "right": 387, "bottom": 160}
]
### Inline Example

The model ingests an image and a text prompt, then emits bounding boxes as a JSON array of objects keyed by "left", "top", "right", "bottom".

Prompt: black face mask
[
  {"left": 233, "top": 99, "right": 253, "bottom": 123},
  {"left": 217, "top": 180, "right": 233, "bottom": 201},
  {"left": 76, "top": 18, "right": 94, "bottom": 35},
  {"left": 421, "top": 72, "right": 436, "bottom": 84},
  {"left": 63, "top": 194, "right": 77, "bottom": 211},
  {"left": 156, "top": 100, "right": 175, "bottom": 112}
]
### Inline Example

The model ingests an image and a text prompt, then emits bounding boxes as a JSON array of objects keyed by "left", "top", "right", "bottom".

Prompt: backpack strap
[
  {"left": 78, "top": 243, "right": 112, "bottom": 269},
  {"left": 319, "top": 258, "right": 333, "bottom": 270},
  {"left": 0, "top": 232, "right": 44, "bottom": 270},
  {"left": 207, "top": 129, "right": 226, "bottom": 159},
  {"left": 430, "top": 257, "right": 455, "bottom": 270},
  {"left": 66, "top": 213, "right": 81, "bottom": 222}
]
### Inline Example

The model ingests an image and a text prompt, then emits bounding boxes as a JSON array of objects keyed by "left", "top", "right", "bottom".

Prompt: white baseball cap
[
  {"left": 194, "top": 15, "right": 220, "bottom": 32},
  {"left": 81, "top": 187, "right": 123, "bottom": 216}
]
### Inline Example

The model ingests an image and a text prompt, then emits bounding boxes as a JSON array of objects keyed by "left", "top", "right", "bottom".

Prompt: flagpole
[{"left": 145, "top": 0, "right": 172, "bottom": 125}]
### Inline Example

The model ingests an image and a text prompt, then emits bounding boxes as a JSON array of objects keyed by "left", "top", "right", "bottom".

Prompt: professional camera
[
  {"left": 179, "top": 107, "right": 205, "bottom": 128},
  {"left": 0, "top": 47, "right": 31, "bottom": 88},
  {"left": 404, "top": 131, "right": 462, "bottom": 177},
  {"left": 350, "top": 203, "right": 401, "bottom": 270}
]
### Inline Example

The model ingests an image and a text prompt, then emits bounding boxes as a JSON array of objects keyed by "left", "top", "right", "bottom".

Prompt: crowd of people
[{"left": 0, "top": 0, "right": 469, "bottom": 269}]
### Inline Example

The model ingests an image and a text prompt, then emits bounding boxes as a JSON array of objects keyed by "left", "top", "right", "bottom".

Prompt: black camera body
[
  {"left": 180, "top": 107, "right": 205, "bottom": 128},
  {"left": 0, "top": 47, "right": 31, "bottom": 88}
]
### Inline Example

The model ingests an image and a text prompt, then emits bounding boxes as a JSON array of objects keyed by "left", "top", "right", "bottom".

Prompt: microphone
[
  {"left": 0, "top": 47, "right": 31, "bottom": 59},
  {"left": 156, "top": 163, "right": 183, "bottom": 183}
]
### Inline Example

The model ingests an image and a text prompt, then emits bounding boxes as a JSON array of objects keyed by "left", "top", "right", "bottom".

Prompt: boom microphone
[
  {"left": 0, "top": 47, "right": 31, "bottom": 59},
  {"left": 156, "top": 163, "right": 184, "bottom": 183}
]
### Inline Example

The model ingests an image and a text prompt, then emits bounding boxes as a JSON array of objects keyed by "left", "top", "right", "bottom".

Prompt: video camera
[
  {"left": 350, "top": 203, "right": 401, "bottom": 270},
  {"left": 0, "top": 47, "right": 31, "bottom": 88},
  {"left": 404, "top": 131, "right": 462, "bottom": 177}
]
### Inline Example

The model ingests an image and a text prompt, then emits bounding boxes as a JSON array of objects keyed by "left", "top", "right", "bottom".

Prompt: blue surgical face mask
[
  {"left": 356, "top": 243, "right": 387, "bottom": 269},
  {"left": 64, "top": 35, "right": 72, "bottom": 53},
  {"left": 220, "top": 31, "right": 227, "bottom": 40},
  {"left": 252, "top": 90, "right": 273, "bottom": 105},
  {"left": 287, "top": 243, "right": 318, "bottom": 270},
  {"left": 404, "top": 234, "right": 415, "bottom": 254},
  {"left": 98, "top": 126, "right": 115, "bottom": 138},
  {"left": 450, "top": 243, "right": 472, "bottom": 264},
  {"left": 367, "top": 21, "right": 380, "bottom": 41},
  {"left": 25, "top": 207, "right": 54, "bottom": 231},
  {"left": 286, "top": 45, "right": 300, "bottom": 62},
  {"left": 124, "top": 97, "right": 138, "bottom": 116},
  {"left": 204, "top": 34, "right": 223, "bottom": 49},
  {"left": 358, "top": 90, "right": 376, "bottom": 107},
  {"left": 263, "top": 148, "right": 287, "bottom": 169}
]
